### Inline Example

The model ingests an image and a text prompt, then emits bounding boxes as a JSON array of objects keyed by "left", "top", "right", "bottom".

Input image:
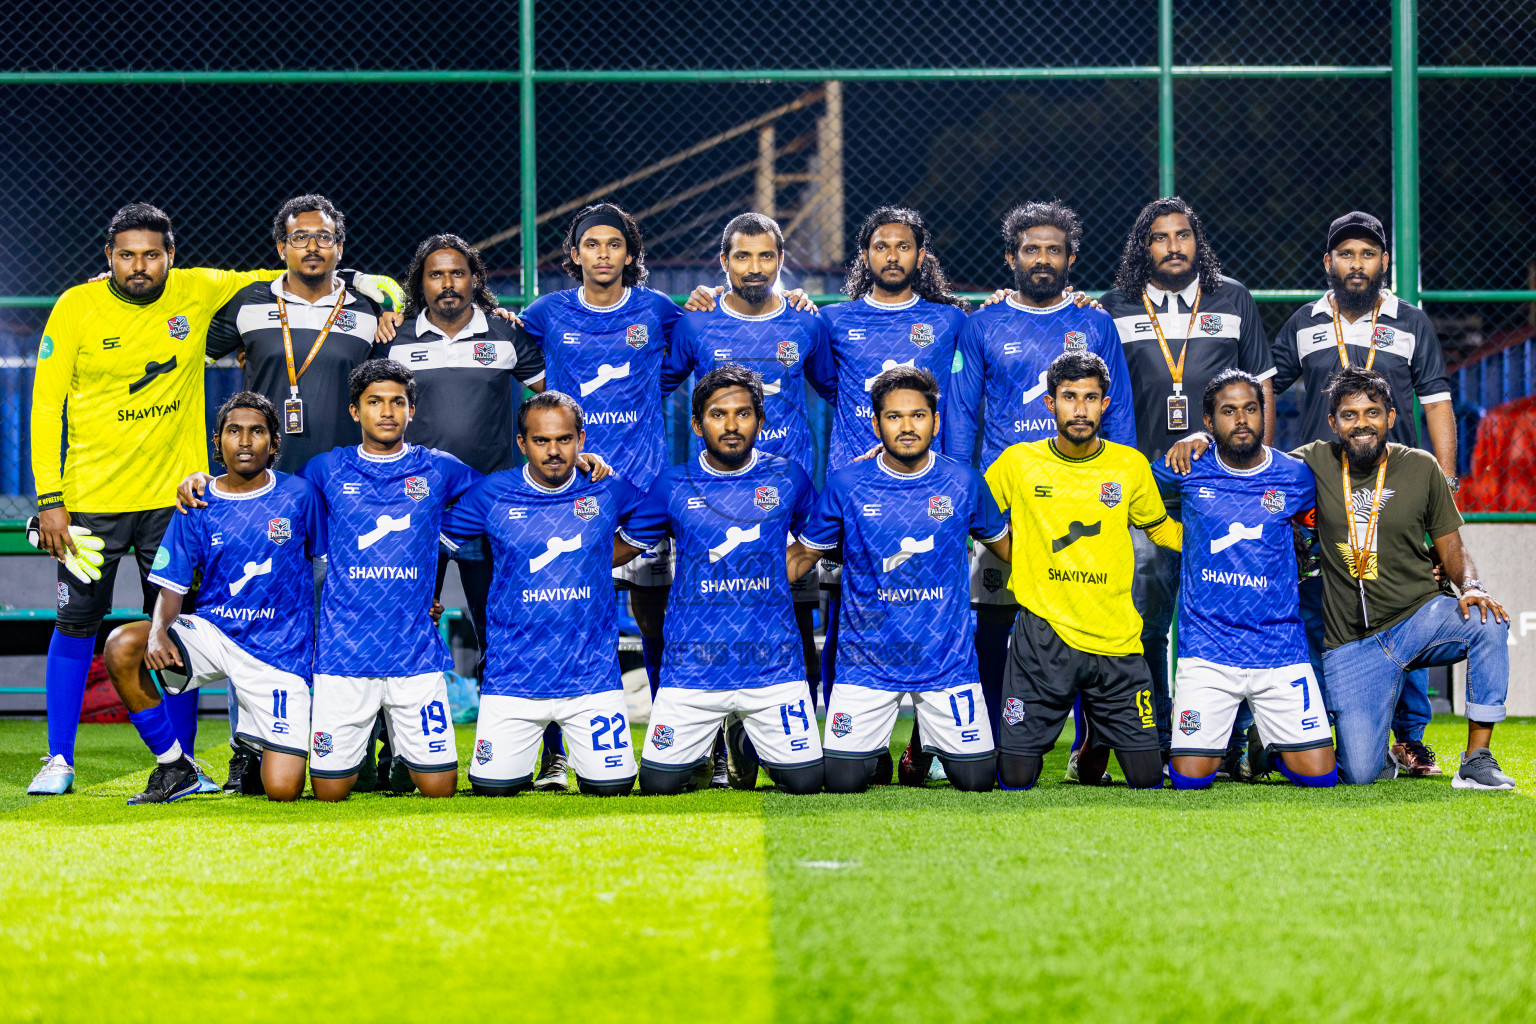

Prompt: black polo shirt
[
  {"left": 379, "top": 309, "right": 546, "bottom": 474},
  {"left": 1272, "top": 290, "right": 1451, "bottom": 448},
  {"left": 1101, "top": 274, "right": 1274, "bottom": 464},
  {"left": 207, "top": 274, "right": 382, "bottom": 472}
]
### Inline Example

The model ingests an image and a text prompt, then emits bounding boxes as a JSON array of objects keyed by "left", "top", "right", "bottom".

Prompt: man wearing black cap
[{"left": 1271, "top": 210, "right": 1457, "bottom": 777}]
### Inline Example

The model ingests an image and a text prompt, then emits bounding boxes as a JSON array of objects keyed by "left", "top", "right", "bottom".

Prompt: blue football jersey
[
  {"left": 800, "top": 453, "right": 1007, "bottom": 691},
  {"left": 147, "top": 470, "right": 326, "bottom": 678},
  {"left": 441, "top": 467, "right": 645, "bottom": 700},
  {"left": 661, "top": 300, "right": 837, "bottom": 473},
  {"left": 620, "top": 449, "right": 816, "bottom": 690},
  {"left": 518, "top": 286, "right": 684, "bottom": 488},
  {"left": 945, "top": 296, "right": 1136, "bottom": 468},
  {"left": 821, "top": 295, "right": 969, "bottom": 470},
  {"left": 302, "top": 444, "right": 481, "bottom": 677},
  {"left": 1152, "top": 446, "right": 1316, "bottom": 668}
]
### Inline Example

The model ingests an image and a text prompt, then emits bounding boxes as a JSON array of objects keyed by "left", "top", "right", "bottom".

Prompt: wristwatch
[
  {"left": 1445, "top": 475, "right": 1461, "bottom": 493},
  {"left": 1462, "top": 577, "right": 1487, "bottom": 596}
]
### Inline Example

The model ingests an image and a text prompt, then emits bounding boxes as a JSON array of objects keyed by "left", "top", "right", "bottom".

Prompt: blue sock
[
  {"left": 45, "top": 630, "right": 95, "bottom": 762},
  {"left": 128, "top": 704, "right": 181, "bottom": 761},
  {"left": 641, "top": 637, "right": 664, "bottom": 700},
  {"left": 997, "top": 771, "right": 1036, "bottom": 792},
  {"left": 1278, "top": 761, "right": 1338, "bottom": 787},
  {"left": 822, "top": 593, "right": 840, "bottom": 707},
  {"left": 1070, "top": 694, "right": 1088, "bottom": 754},
  {"left": 543, "top": 721, "right": 564, "bottom": 755},
  {"left": 164, "top": 689, "right": 199, "bottom": 757},
  {"left": 1169, "top": 764, "right": 1217, "bottom": 790}
]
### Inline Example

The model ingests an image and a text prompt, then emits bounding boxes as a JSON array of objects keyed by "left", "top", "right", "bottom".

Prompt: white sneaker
[
  {"left": 27, "top": 754, "right": 75, "bottom": 795},
  {"left": 1452, "top": 748, "right": 1517, "bottom": 791},
  {"left": 926, "top": 756, "right": 948, "bottom": 783}
]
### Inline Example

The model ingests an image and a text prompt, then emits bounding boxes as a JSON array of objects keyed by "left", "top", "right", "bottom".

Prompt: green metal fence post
[
  {"left": 520, "top": 0, "right": 538, "bottom": 305},
  {"left": 1158, "top": 0, "right": 1175, "bottom": 196},
  {"left": 1391, "top": 0, "right": 1419, "bottom": 306}
]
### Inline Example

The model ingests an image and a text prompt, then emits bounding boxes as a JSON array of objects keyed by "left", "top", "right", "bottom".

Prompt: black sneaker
[
  {"left": 871, "top": 749, "right": 893, "bottom": 786},
  {"left": 725, "top": 720, "right": 760, "bottom": 790},
  {"left": 1245, "top": 726, "right": 1270, "bottom": 783},
  {"left": 710, "top": 736, "right": 730, "bottom": 790},
  {"left": 239, "top": 750, "right": 266, "bottom": 796},
  {"left": 127, "top": 756, "right": 201, "bottom": 805},
  {"left": 353, "top": 720, "right": 380, "bottom": 793},
  {"left": 534, "top": 745, "right": 568, "bottom": 792},
  {"left": 389, "top": 756, "right": 418, "bottom": 794},
  {"left": 223, "top": 746, "right": 254, "bottom": 793}
]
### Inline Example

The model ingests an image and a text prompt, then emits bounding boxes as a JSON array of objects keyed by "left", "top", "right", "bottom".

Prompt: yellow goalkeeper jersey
[
  {"left": 31, "top": 268, "right": 279, "bottom": 513},
  {"left": 984, "top": 438, "right": 1168, "bottom": 657}
]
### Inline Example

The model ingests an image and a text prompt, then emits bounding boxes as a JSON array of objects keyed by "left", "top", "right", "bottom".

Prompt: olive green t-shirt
[{"left": 1293, "top": 441, "right": 1462, "bottom": 648}]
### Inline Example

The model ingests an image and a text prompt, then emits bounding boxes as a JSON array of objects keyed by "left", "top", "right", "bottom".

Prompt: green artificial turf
[{"left": 1, "top": 715, "right": 1533, "bottom": 1023}]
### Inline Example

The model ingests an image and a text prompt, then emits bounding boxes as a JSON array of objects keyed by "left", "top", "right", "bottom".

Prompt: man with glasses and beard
[{"left": 1271, "top": 212, "right": 1456, "bottom": 777}]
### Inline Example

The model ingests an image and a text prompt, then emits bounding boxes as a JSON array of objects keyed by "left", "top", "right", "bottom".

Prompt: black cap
[{"left": 1326, "top": 211, "right": 1387, "bottom": 252}]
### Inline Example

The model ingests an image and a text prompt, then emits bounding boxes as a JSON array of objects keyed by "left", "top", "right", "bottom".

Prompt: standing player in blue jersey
[
  {"left": 946, "top": 203, "right": 1134, "bottom": 782},
  {"left": 517, "top": 203, "right": 684, "bottom": 785},
  {"left": 441, "top": 391, "right": 643, "bottom": 796},
  {"left": 1152, "top": 370, "right": 1337, "bottom": 788},
  {"left": 664, "top": 212, "right": 838, "bottom": 696},
  {"left": 301, "top": 360, "right": 481, "bottom": 801},
  {"left": 790, "top": 366, "right": 1008, "bottom": 792},
  {"left": 615, "top": 365, "right": 824, "bottom": 795},
  {"left": 103, "top": 393, "right": 326, "bottom": 803}
]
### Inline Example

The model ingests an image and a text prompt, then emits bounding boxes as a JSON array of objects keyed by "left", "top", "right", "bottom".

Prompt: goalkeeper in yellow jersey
[
  {"left": 26, "top": 203, "right": 289, "bottom": 795},
  {"left": 984, "top": 352, "right": 1184, "bottom": 791}
]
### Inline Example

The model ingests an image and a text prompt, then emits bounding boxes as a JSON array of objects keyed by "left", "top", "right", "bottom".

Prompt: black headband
[{"left": 572, "top": 209, "right": 629, "bottom": 245}]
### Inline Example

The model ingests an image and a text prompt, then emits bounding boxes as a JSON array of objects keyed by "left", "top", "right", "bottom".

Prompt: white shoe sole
[
  {"left": 1451, "top": 774, "right": 1516, "bottom": 791},
  {"left": 533, "top": 776, "right": 567, "bottom": 792}
]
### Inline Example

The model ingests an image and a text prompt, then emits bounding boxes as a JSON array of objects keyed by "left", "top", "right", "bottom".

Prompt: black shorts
[
  {"left": 54, "top": 508, "right": 192, "bottom": 628},
  {"left": 998, "top": 607, "right": 1158, "bottom": 757}
]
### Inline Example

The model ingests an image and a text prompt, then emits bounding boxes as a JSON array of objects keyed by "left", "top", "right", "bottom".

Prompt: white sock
[{"left": 156, "top": 740, "right": 185, "bottom": 765}]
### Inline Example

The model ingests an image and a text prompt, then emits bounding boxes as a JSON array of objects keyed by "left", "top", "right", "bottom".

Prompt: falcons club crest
[
  {"left": 473, "top": 341, "right": 497, "bottom": 365},
  {"left": 1371, "top": 325, "right": 1394, "bottom": 347},
  {"left": 404, "top": 476, "right": 430, "bottom": 500},
  {"left": 573, "top": 496, "right": 599, "bottom": 521},
  {"left": 267, "top": 517, "right": 292, "bottom": 544},
  {"left": 1099, "top": 482, "right": 1122, "bottom": 508},
  {"left": 625, "top": 324, "right": 648, "bottom": 349},
  {"left": 1199, "top": 313, "right": 1223, "bottom": 335},
  {"left": 928, "top": 495, "right": 954, "bottom": 522},
  {"left": 754, "top": 485, "right": 779, "bottom": 511},
  {"left": 166, "top": 315, "right": 190, "bottom": 340},
  {"left": 776, "top": 340, "right": 800, "bottom": 366},
  {"left": 1261, "top": 489, "right": 1285, "bottom": 514},
  {"left": 1063, "top": 330, "right": 1087, "bottom": 353},
  {"left": 910, "top": 323, "right": 934, "bottom": 347}
]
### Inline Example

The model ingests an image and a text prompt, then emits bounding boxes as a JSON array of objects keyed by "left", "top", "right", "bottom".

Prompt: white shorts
[
  {"left": 823, "top": 682, "right": 995, "bottom": 759},
  {"left": 470, "top": 690, "right": 637, "bottom": 787},
  {"left": 310, "top": 671, "right": 457, "bottom": 777},
  {"left": 1170, "top": 657, "right": 1331, "bottom": 756},
  {"left": 155, "top": 614, "right": 310, "bottom": 757},
  {"left": 969, "top": 544, "right": 1017, "bottom": 606},
  {"left": 614, "top": 535, "right": 675, "bottom": 588},
  {"left": 643, "top": 680, "right": 823, "bottom": 771}
]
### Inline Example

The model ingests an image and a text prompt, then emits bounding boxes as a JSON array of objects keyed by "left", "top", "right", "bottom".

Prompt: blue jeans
[
  {"left": 1300, "top": 575, "right": 1432, "bottom": 740},
  {"left": 1321, "top": 595, "right": 1508, "bottom": 785},
  {"left": 1132, "top": 530, "right": 1179, "bottom": 752}
]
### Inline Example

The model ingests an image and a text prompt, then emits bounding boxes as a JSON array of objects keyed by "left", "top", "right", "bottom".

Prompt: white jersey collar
[
  {"left": 209, "top": 469, "right": 276, "bottom": 500},
  {"left": 876, "top": 450, "right": 936, "bottom": 480},
  {"left": 861, "top": 293, "right": 920, "bottom": 312},
  {"left": 358, "top": 442, "right": 411, "bottom": 463},
  {"left": 1215, "top": 446, "right": 1273, "bottom": 477},
  {"left": 578, "top": 286, "right": 631, "bottom": 313},
  {"left": 697, "top": 448, "right": 760, "bottom": 477},
  {"left": 415, "top": 307, "right": 489, "bottom": 341},
  {"left": 1145, "top": 279, "right": 1200, "bottom": 310},
  {"left": 1005, "top": 294, "right": 1073, "bottom": 315},
  {"left": 522, "top": 464, "right": 579, "bottom": 494}
]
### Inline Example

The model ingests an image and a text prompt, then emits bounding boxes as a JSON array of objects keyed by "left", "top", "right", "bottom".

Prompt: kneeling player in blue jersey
[
  {"left": 441, "top": 391, "right": 643, "bottom": 795},
  {"left": 1153, "top": 370, "right": 1337, "bottom": 788},
  {"left": 790, "top": 366, "right": 1009, "bottom": 792},
  {"left": 301, "top": 361, "right": 482, "bottom": 800},
  {"left": 616, "top": 364, "right": 825, "bottom": 795},
  {"left": 104, "top": 393, "right": 325, "bottom": 803}
]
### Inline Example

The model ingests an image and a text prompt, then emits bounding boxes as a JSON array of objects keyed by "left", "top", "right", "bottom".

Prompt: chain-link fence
[{"left": 3, "top": 0, "right": 1534, "bottom": 521}]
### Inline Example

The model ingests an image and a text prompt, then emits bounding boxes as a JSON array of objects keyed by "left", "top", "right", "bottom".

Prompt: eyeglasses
[{"left": 287, "top": 231, "right": 338, "bottom": 249}]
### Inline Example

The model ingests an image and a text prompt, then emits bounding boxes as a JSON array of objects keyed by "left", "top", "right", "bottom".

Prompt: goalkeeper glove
[
  {"left": 343, "top": 270, "right": 405, "bottom": 313},
  {"left": 25, "top": 516, "right": 106, "bottom": 583}
]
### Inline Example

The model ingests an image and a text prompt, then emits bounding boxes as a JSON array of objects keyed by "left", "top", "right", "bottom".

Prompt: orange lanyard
[
  {"left": 1331, "top": 297, "right": 1382, "bottom": 371},
  {"left": 1342, "top": 456, "right": 1387, "bottom": 577},
  {"left": 275, "top": 282, "right": 348, "bottom": 397},
  {"left": 1140, "top": 286, "right": 1202, "bottom": 391}
]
